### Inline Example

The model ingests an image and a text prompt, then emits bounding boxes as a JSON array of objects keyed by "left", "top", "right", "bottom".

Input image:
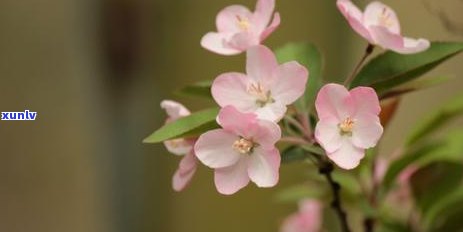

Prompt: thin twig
[
  {"left": 344, "top": 44, "right": 374, "bottom": 87},
  {"left": 319, "top": 161, "right": 352, "bottom": 232}
]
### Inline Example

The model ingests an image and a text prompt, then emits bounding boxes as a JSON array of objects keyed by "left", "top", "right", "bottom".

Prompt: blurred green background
[{"left": 0, "top": 0, "right": 462, "bottom": 231}]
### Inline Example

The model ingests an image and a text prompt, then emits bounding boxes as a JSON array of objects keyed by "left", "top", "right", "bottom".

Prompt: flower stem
[
  {"left": 343, "top": 44, "right": 374, "bottom": 87},
  {"left": 319, "top": 161, "right": 351, "bottom": 232}
]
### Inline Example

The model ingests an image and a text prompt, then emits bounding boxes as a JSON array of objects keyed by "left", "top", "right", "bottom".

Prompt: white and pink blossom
[
  {"left": 201, "top": 0, "right": 280, "bottom": 55},
  {"left": 194, "top": 106, "right": 281, "bottom": 195},
  {"left": 314, "top": 84, "right": 383, "bottom": 169},
  {"left": 212, "top": 45, "right": 308, "bottom": 122},
  {"left": 337, "top": 0, "right": 430, "bottom": 54},
  {"left": 280, "top": 199, "right": 323, "bottom": 232},
  {"left": 161, "top": 100, "right": 198, "bottom": 191}
]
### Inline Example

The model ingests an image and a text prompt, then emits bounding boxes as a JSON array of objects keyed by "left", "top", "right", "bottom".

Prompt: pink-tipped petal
[
  {"left": 215, "top": 157, "right": 250, "bottom": 195},
  {"left": 260, "top": 12, "right": 280, "bottom": 41},
  {"left": 349, "top": 86, "right": 381, "bottom": 116},
  {"left": 251, "top": 120, "right": 281, "bottom": 148},
  {"left": 163, "top": 138, "right": 193, "bottom": 156},
  {"left": 216, "top": 105, "right": 258, "bottom": 138},
  {"left": 254, "top": 102, "right": 287, "bottom": 122},
  {"left": 327, "top": 138, "right": 365, "bottom": 169},
  {"left": 368, "top": 25, "right": 403, "bottom": 51},
  {"left": 248, "top": 147, "right": 280, "bottom": 187},
  {"left": 336, "top": 0, "right": 374, "bottom": 43},
  {"left": 161, "top": 100, "right": 190, "bottom": 120},
  {"left": 211, "top": 72, "right": 257, "bottom": 111},
  {"left": 216, "top": 5, "right": 253, "bottom": 32},
  {"left": 195, "top": 129, "right": 241, "bottom": 169},
  {"left": 246, "top": 45, "right": 279, "bottom": 82},
  {"left": 351, "top": 115, "right": 383, "bottom": 149},
  {"left": 254, "top": 0, "right": 275, "bottom": 30},
  {"left": 315, "top": 117, "right": 343, "bottom": 153},
  {"left": 271, "top": 61, "right": 308, "bottom": 105},
  {"left": 200, "top": 32, "right": 242, "bottom": 55},
  {"left": 226, "top": 32, "right": 260, "bottom": 51},
  {"left": 172, "top": 151, "right": 197, "bottom": 191},
  {"left": 315, "top": 83, "right": 352, "bottom": 120},
  {"left": 364, "top": 1, "right": 400, "bottom": 34}
]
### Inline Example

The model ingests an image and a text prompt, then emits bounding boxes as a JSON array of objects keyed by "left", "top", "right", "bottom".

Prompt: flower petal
[
  {"left": 216, "top": 5, "right": 253, "bottom": 33},
  {"left": 161, "top": 100, "right": 190, "bottom": 120},
  {"left": 327, "top": 138, "right": 365, "bottom": 170},
  {"left": 368, "top": 25, "right": 403, "bottom": 51},
  {"left": 352, "top": 115, "right": 383, "bottom": 149},
  {"left": 226, "top": 32, "right": 260, "bottom": 51},
  {"left": 200, "top": 32, "right": 242, "bottom": 55},
  {"left": 211, "top": 72, "right": 257, "bottom": 112},
  {"left": 271, "top": 61, "right": 308, "bottom": 105},
  {"left": 336, "top": 0, "right": 373, "bottom": 43},
  {"left": 349, "top": 86, "right": 381, "bottom": 116},
  {"left": 315, "top": 83, "right": 352, "bottom": 120},
  {"left": 364, "top": 1, "right": 400, "bottom": 34},
  {"left": 194, "top": 129, "right": 241, "bottom": 168},
  {"left": 396, "top": 37, "right": 430, "bottom": 54},
  {"left": 253, "top": 101, "right": 287, "bottom": 122},
  {"left": 214, "top": 156, "right": 250, "bottom": 195},
  {"left": 216, "top": 105, "right": 258, "bottom": 138},
  {"left": 248, "top": 147, "right": 280, "bottom": 187},
  {"left": 250, "top": 120, "right": 281, "bottom": 148},
  {"left": 163, "top": 138, "right": 193, "bottom": 156},
  {"left": 246, "top": 45, "right": 279, "bottom": 83},
  {"left": 260, "top": 12, "right": 280, "bottom": 41},
  {"left": 254, "top": 0, "right": 275, "bottom": 31},
  {"left": 172, "top": 151, "right": 197, "bottom": 191},
  {"left": 315, "top": 117, "right": 343, "bottom": 154}
]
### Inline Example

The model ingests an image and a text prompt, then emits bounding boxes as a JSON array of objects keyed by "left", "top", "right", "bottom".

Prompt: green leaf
[
  {"left": 143, "top": 107, "right": 219, "bottom": 143},
  {"left": 275, "top": 42, "right": 323, "bottom": 110},
  {"left": 281, "top": 146, "right": 307, "bottom": 163},
  {"left": 351, "top": 42, "right": 463, "bottom": 92},
  {"left": 175, "top": 80, "right": 213, "bottom": 99},
  {"left": 379, "top": 75, "right": 451, "bottom": 100},
  {"left": 424, "top": 187, "right": 463, "bottom": 230},
  {"left": 410, "top": 162, "right": 463, "bottom": 215},
  {"left": 407, "top": 95, "right": 463, "bottom": 145}
]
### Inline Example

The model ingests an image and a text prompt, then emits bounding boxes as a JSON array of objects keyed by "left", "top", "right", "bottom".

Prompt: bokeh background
[{"left": 0, "top": 0, "right": 462, "bottom": 231}]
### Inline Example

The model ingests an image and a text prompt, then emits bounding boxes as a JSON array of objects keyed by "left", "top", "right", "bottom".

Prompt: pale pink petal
[
  {"left": 216, "top": 5, "right": 253, "bottom": 33},
  {"left": 161, "top": 100, "right": 190, "bottom": 120},
  {"left": 250, "top": 120, "right": 281, "bottom": 148},
  {"left": 327, "top": 138, "right": 365, "bottom": 170},
  {"left": 336, "top": 0, "right": 374, "bottom": 43},
  {"left": 254, "top": 0, "right": 275, "bottom": 31},
  {"left": 260, "top": 13, "right": 280, "bottom": 41},
  {"left": 216, "top": 105, "right": 258, "bottom": 138},
  {"left": 351, "top": 115, "right": 383, "bottom": 149},
  {"left": 163, "top": 138, "right": 193, "bottom": 156},
  {"left": 315, "top": 117, "right": 343, "bottom": 153},
  {"left": 200, "top": 32, "right": 241, "bottom": 55},
  {"left": 211, "top": 72, "right": 258, "bottom": 112},
  {"left": 349, "top": 86, "right": 381, "bottom": 116},
  {"left": 395, "top": 37, "right": 430, "bottom": 54},
  {"left": 172, "top": 151, "right": 197, "bottom": 191},
  {"left": 364, "top": 1, "right": 400, "bottom": 34},
  {"left": 280, "top": 200, "right": 322, "bottom": 232},
  {"left": 368, "top": 26, "right": 403, "bottom": 52},
  {"left": 248, "top": 147, "right": 280, "bottom": 187},
  {"left": 253, "top": 101, "right": 287, "bottom": 122},
  {"left": 246, "top": 45, "right": 279, "bottom": 83},
  {"left": 214, "top": 156, "right": 250, "bottom": 195},
  {"left": 271, "top": 61, "right": 309, "bottom": 105},
  {"left": 194, "top": 129, "right": 241, "bottom": 169},
  {"left": 226, "top": 32, "right": 260, "bottom": 51},
  {"left": 315, "top": 83, "right": 352, "bottom": 120}
]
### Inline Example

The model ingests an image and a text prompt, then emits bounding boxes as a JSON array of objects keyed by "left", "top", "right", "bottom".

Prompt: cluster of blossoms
[{"left": 156, "top": 0, "right": 431, "bottom": 230}]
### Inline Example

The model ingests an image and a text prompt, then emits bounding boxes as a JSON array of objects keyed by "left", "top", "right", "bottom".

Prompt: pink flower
[
  {"left": 211, "top": 45, "right": 308, "bottom": 122},
  {"left": 314, "top": 84, "right": 383, "bottom": 169},
  {"left": 280, "top": 199, "right": 323, "bottom": 232},
  {"left": 161, "top": 100, "right": 198, "bottom": 191},
  {"left": 337, "top": 0, "right": 430, "bottom": 54},
  {"left": 201, "top": 0, "right": 280, "bottom": 55},
  {"left": 194, "top": 106, "right": 281, "bottom": 195}
]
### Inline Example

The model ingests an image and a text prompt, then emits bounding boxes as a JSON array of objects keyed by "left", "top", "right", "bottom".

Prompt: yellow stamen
[
  {"left": 233, "top": 138, "right": 255, "bottom": 155},
  {"left": 339, "top": 117, "right": 355, "bottom": 136},
  {"left": 236, "top": 15, "right": 250, "bottom": 31},
  {"left": 247, "top": 82, "right": 275, "bottom": 107}
]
